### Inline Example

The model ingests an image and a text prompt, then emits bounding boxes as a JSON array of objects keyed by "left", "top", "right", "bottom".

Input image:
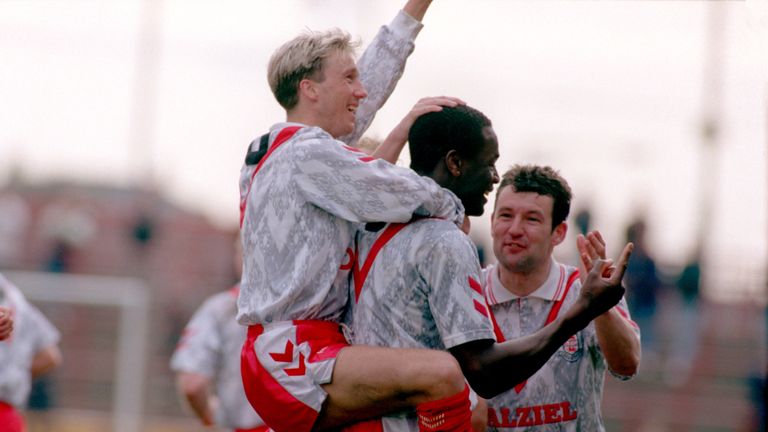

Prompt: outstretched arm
[
  {"left": 578, "top": 231, "right": 641, "bottom": 377},
  {"left": 403, "top": 0, "right": 433, "bottom": 21},
  {"left": 340, "top": 0, "right": 435, "bottom": 145},
  {"left": 450, "top": 244, "right": 634, "bottom": 398}
]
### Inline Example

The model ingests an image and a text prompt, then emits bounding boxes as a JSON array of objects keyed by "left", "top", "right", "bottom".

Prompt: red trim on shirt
[
  {"left": 352, "top": 223, "right": 409, "bottom": 303},
  {"left": 341, "top": 145, "right": 377, "bottom": 163},
  {"left": 485, "top": 267, "right": 580, "bottom": 393},
  {"left": 545, "top": 269, "right": 580, "bottom": 324},
  {"left": 614, "top": 304, "right": 639, "bottom": 330},
  {"left": 239, "top": 126, "right": 303, "bottom": 227}
]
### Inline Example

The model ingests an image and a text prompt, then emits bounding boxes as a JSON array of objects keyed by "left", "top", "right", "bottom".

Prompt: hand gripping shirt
[
  {"left": 0, "top": 274, "right": 60, "bottom": 408},
  {"left": 481, "top": 259, "right": 639, "bottom": 431},
  {"left": 237, "top": 11, "right": 464, "bottom": 326},
  {"left": 171, "top": 286, "right": 264, "bottom": 430},
  {"left": 347, "top": 219, "right": 496, "bottom": 430}
]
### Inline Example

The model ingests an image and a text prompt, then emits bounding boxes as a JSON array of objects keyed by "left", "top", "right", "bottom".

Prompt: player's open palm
[
  {"left": 576, "top": 230, "right": 608, "bottom": 285},
  {"left": 579, "top": 242, "right": 634, "bottom": 318}
]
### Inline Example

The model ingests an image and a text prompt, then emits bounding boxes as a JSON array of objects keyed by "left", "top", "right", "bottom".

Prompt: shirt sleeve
[
  {"left": 26, "top": 304, "right": 60, "bottom": 352},
  {"left": 417, "top": 230, "right": 495, "bottom": 348},
  {"left": 339, "top": 10, "right": 423, "bottom": 146},
  {"left": 170, "top": 298, "right": 222, "bottom": 377},
  {"left": 293, "top": 133, "right": 465, "bottom": 225}
]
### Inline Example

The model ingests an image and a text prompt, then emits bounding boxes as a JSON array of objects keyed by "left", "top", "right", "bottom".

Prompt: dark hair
[
  {"left": 408, "top": 105, "right": 491, "bottom": 174},
  {"left": 496, "top": 165, "right": 573, "bottom": 230}
]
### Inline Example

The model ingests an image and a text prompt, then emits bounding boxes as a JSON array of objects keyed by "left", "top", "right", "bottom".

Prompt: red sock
[{"left": 416, "top": 385, "right": 472, "bottom": 432}]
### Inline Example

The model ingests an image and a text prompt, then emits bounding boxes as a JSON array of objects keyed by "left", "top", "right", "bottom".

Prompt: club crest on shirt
[{"left": 557, "top": 333, "right": 582, "bottom": 362}]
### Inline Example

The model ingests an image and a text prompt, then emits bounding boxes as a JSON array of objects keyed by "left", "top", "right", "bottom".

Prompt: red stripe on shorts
[{"left": 241, "top": 325, "right": 318, "bottom": 432}]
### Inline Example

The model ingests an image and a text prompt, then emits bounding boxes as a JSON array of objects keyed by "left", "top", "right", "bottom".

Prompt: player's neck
[
  {"left": 286, "top": 103, "right": 337, "bottom": 136},
  {"left": 497, "top": 259, "right": 552, "bottom": 297},
  {"left": 286, "top": 109, "right": 316, "bottom": 128}
]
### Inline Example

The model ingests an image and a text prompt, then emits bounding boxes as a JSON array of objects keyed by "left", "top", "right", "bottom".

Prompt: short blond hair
[{"left": 267, "top": 28, "right": 360, "bottom": 110}]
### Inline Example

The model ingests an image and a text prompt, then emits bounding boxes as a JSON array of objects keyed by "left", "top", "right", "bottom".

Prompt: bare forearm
[
  {"left": 595, "top": 308, "right": 640, "bottom": 376},
  {"left": 403, "top": 0, "right": 432, "bottom": 21},
  {"left": 177, "top": 373, "right": 215, "bottom": 426},
  {"left": 452, "top": 309, "right": 590, "bottom": 398},
  {"left": 371, "top": 131, "right": 406, "bottom": 164},
  {"left": 31, "top": 346, "right": 61, "bottom": 378},
  {"left": 185, "top": 391, "right": 215, "bottom": 426}
]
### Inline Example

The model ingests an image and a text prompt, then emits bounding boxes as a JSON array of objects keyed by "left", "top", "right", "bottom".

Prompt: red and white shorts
[
  {"left": 0, "top": 402, "right": 24, "bottom": 432},
  {"left": 241, "top": 320, "right": 348, "bottom": 432}
]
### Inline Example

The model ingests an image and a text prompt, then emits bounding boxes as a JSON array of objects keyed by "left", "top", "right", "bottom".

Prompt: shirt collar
[{"left": 487, "top": 257, "right": 566, "bottom": 305}]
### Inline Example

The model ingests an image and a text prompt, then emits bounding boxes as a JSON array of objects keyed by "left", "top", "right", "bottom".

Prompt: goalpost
[{"left": 4, "top": 270, "right": 150, "bottom": 432}]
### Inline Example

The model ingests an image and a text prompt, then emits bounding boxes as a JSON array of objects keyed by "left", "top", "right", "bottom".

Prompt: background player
[
  {"left": 482, "top": 164, "right": 640, "bottom": 430},
  {"left": 348, "top": 104, "right": 633, "bottom": 430},
  {"left": 171, "top": 240, "right": 267, "bottom": 432},
  {"left": 0, "top": 273, "right": 62, "bottom": 432}
]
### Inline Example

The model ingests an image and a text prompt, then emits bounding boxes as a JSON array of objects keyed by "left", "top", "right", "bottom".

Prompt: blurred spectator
[
  {"left": 39, "top": 197, "right": 95, "bottom": 273},
  {"left": 574, "top": 207, "right": 592, "bottom": 236},
  {"left": 31, "top": 197, "right": 93, "bottom": 420},
  {"left": 0, "top": 273, "right": 62, "bottom": 432},
  {"left": 664, "top": 247, "right": 703, "bottom": 386},
  {"left": 624, "top": 218, "right": 662, "bottom": 365},
  {"left": 0, "top": 191, "right": 30, "bottom": 268}
]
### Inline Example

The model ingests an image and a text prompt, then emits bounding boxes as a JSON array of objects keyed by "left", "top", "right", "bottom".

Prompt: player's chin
[
  {"left": 465, "top": 202, "right": 486, "bottom": 218},
  {"left": 338, "top": 123, "right": 355, "bottom": 137}
]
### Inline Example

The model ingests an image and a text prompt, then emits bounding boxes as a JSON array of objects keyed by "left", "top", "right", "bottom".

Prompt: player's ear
[
  {"left": 445, "top": 150, "right": 462, "bottom": 177},
  {"left": 299, "top": 78, "right": 319, "bottom": 102},
  {"left": 552, "top": 222, "right": 567, "bottom": 247}
]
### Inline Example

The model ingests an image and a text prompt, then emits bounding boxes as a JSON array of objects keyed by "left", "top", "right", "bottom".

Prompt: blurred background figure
[
  {"left": 0, "top": 191, "right": 30, "bottom": 269},
  {"left": 664, "top": 246, "right": 703, "bottom": 387},
  {"left": 0, "top": 273, "right": 62, "bottom": 432},
  {"left": 30, "top": 196, "right": 94, "bottom": 423},
  {"left": 39, "top": 197, "right": 95, "bottom": 274},
  {"left": 624, "top": 217, "right": 662, "bottom": 366},
  {"left": 170, "top": 238, "right": 266, "bottom": 431},
  {"left": 574, "top": 207, "right": 592, "bottom": 236}
]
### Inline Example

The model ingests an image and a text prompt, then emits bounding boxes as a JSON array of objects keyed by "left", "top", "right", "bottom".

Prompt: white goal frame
[{"left": 4, "top": 270, "right": 150, "bottom": 432}]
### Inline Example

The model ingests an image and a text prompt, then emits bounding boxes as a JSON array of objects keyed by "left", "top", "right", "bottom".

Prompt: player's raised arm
[{"left": 340, "top": 0, "right": 437, "bottom": 145}]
